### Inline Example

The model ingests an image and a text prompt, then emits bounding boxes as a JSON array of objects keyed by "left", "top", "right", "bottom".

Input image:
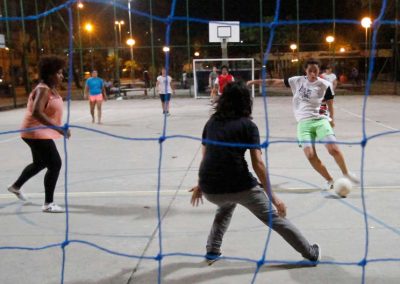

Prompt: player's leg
[
  {"left": 203, "top": 193, "right": 236, "bottom": 256},
  {"left": 303, "top": 145, "right": 333, "bottom": 183},
  {"left": 96, "top": 98, "right": 103, "bottom": 124},
  {"left": 316, "top": 120, "right": 359, "bottom": 183},
  {"left": 89, "top": 98, "right": 96, "bottom": 123},
  {"left": 238, "top": 186, "right": 320, "bottom": 261}
]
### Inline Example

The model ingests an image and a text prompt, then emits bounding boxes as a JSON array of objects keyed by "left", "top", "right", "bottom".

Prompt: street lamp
[
  {"left": 163, "top": 46, "right": 170, "bottom": 53},
  {"left": 84, "top": 23, "right": 94, "bottom": 70},
  {"left": 194, "top": 51, "right": 200, "bottom": 57},
  {"left": 339, "top": 47, "right": 346, "bottom": 53},
  {"left": 77, "top": 1, "right": 84, "bottom": 9},
  {"left": 126, "top": 38, "right": 136, "bottom": 82},
  {"left": 326, "top": 35, "right": 335, "bottom": 62},
  {"left": 361, "top": 17, "right": 372, "bottom": 85},
  {"left": 290, "top": 43, "right": 297, "bottom": 51},
  {"left": 115, "top": 20, "right": 125, "bottom": 47}
]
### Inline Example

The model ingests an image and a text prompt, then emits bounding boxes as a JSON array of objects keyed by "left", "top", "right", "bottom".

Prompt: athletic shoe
[
  {"left": 308, "top": 243, "right": 321, "bottom": 265},
  {"left": 324, "top": 180, "right": 334, "bottom": 191},
  {"left": 42, "top": 203, "right": 65, "bottom": 213},
  {"left": 344, "top": 172, "right": 360, "bottom": 184},
  {"left": 7, "top": 185, "right": 27, "bottom": 201},
  {"left": 205, "top": 251, "right": 221, "bottom": 265}
]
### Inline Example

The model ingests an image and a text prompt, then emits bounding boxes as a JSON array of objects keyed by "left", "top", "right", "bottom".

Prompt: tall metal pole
[
  {"left": 259, "top": 0, "right": 263, "bottom": 67},
  {"left": 332, "top": 0, "right": 336, "bottom": 67},
  {"left": 395, "top": 0, "right": 398, "bottom": 95},
  {"left": 128, "top": 0, "right": 134, "bottom": 83},
  {"left": 19, "top": 0, "right": 31, "bottom": 94},
  {"left": 186, "top": 0, "right": 191, "bottom": 96},
  {"left": 296, "top": 0, "right": 300, "bottom": 74},
  {"left": 89, "top": 33, "right": 94, "bottom": 71},
  {"left": 34, "top": 0, "right": 42, "bottom": 60},
  {"left": 2, "top": 0, "right": 16, "bottom": 107},
  {"left": 150, "top": 0, "right": 156, "bottom": 96},
  {"left": 365, "top": 27, "right": 368, "bottom": 85},
  {"left": 222, "top": 0, "right": 225, "bottom": 20},
  {"left": 77, "top": 4, "right": 84, "bottom": 94},
  {"left": 113, "top": 0, "right": 120, "bottom": 91}
]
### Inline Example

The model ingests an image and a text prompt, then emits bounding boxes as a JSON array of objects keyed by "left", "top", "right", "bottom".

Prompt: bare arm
[
  {"left": 247, "top": 79, "right": 286, "bottom": 88},
  {"left": 250, "top": 148, "right": 286, "bottom": 217},
  {"left": 32, "top": 88, "right": 70, "bottom": 138},
  {"left": 190, "top": 145, "right": 206, "bottom": 206},
  {"left": 326, "top": 99, "right": 335, "bottom": 128},
  {"left": 332, "top": 79, "right": 338, "bottom": 90}
]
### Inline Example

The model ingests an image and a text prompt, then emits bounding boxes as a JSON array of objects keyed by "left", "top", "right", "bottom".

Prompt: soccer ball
[{"left": 334, "top": 178, "right": 352, "bottom": 198}]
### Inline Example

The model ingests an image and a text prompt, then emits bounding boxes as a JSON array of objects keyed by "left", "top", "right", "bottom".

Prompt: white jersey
[
  {"left": 287, "top": 76, "right": 334, "bottom": 122},
  {"left": 321, "top": 73, "right": 337, "bottom": 84},
  {"left": 157, "top": 75, "right": 173, "bottom": 94}
]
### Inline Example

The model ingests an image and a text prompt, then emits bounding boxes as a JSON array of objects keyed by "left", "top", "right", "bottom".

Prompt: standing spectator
[
  {"left": 7, "top": 55, "right": 71, "bottom": 213},
  {"left": 84, "top": 70, "right": 107, "bottom": 124},
  {"left": 156, "top": 67, "right": 175, "bottom": 115},
  {"left": 351, "top": 67, "right": 360, "bottom": 86},
  {"left": 320, "top": 65, "right": 337, "bottom": 117},
  {"left": 182, "top": 71, "right": 188, "bottom": 89},
  {"left": 208, "top": 66, "right": 218, "bottom": 102},
  {"left": 143, "top": 69, "right": 151, "bottom": 96}
]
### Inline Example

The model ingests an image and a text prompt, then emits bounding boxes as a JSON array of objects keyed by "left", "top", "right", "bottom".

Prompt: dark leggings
[{"left": 14, "top": 138, "right": 62, "bottom": 203}]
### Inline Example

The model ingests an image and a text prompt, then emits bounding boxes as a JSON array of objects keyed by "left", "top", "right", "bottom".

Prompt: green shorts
[{"left": 297, "top": 119, "right": 335, "bottom": 147}]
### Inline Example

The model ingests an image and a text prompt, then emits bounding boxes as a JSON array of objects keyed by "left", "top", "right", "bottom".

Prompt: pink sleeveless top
[{"left": 21, "top": 83, "right": 63, "bottom": 140}]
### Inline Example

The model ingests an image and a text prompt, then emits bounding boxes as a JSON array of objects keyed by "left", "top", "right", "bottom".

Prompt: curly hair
[
  {"left": 304, "top": 58, "right": 321, "bottom": 69},
  {"left": 39, "top": 55, "right": 65, "bottom": 86},
  {"left": 213, "top": 81, "right": 252, "bottom": 120}
]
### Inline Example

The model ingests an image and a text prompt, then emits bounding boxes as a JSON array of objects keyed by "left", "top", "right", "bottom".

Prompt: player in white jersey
[{"left": 247, "top": 58, "right": 358, "bottom": 190}]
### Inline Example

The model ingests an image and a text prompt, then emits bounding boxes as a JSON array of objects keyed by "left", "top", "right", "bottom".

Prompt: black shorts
[{"left": 159, "top": 93, "right": 171, "bottom": 102}]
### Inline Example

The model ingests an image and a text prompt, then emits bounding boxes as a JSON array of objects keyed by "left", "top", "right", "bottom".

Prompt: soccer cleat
[
  {"left": 344, "top": 172, "right": 360, "bottom": 184},
  {"left": 205, "top": 252, "right": 221, "bottom": 265},
  {"left": 324, "top": 180, "right": 334, "bottom": 191},
  {"left": 7, "top": 186, "right": 27, "bottom": 201},
  {"left": 42, "top": 203, "right": 65, "bottom": 213}
]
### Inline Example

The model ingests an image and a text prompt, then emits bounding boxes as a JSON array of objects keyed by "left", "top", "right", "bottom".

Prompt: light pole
[
  {"left": 194, "top": 51, "right": 200, "bottom": 57},
  {"left": 128, "top": 0, "right": 134, "bottom": 83},
  {"left": 361, "top": 17, "right": 372, "bottom": 85},
  {"left": 115, "top": 20, "right": 125, "bottom": 47},
  {"left": 77, "top": 1, "right": 84, "bottom": 90},
  {"left": 126, "top": 38, "right": 135, "bottom": 83},
  {"left": 84, "top": 23, "right": 94, "bottom": 71},
  {"left": 326, "top": 35, "right": 335, "bottom": 63},
  {"left": 290, "top": 43, "right": 298, "bottom": 64}
]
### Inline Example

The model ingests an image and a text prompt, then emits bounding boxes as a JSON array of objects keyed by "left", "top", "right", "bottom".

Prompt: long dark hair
[
  {"left": 39, "top": 55, "right": 65, "bottom": 87},
  {"left": 213, "top": 81, "right": 253, "bottom": 120}
]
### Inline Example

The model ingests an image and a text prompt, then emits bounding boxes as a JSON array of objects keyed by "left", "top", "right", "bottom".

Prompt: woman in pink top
[{"left": 8, "top": 55, "right": 71, "bottom": 213}]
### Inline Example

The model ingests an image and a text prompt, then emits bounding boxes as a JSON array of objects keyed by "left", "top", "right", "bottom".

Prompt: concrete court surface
[{"left": 0, "top": 95, "right": 399, "bottom": 284}]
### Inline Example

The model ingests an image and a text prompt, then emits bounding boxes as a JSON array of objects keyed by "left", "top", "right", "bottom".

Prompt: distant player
[
  {"left": 190, "top": 81, "right": 321, "bottom": 264},
  {"left": 248, "top": 58, "right": 359, "bottom": 190},
  {"left": 213, "top": 65, "right": 234, "bottom": 97},
  {"left": 156, "top": 67, "right": 175, "bottom": 115},
  {"left": 84, "top": 70, "right": 107, "bottom": 124},
  {"left": 320, "top": 65, "right": 337, "bottom": 117}
]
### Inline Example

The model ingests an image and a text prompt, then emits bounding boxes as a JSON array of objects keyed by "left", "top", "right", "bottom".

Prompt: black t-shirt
[{"left": 199, "top": 116, "right": 260, "bottom": 194}]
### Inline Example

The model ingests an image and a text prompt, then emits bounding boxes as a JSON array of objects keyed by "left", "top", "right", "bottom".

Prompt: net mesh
[{"left": 0, "top": 0, "right": 400, "bottom": 283}]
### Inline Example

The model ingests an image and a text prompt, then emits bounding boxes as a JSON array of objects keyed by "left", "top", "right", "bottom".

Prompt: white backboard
[{"left": 209, "top": 21, "right": 240, "bottom": 43}]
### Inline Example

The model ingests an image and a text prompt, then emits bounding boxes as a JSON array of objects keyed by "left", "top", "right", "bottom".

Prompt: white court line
[
  {"left": 0, "top": 186, "right": 398, "bottom": 200},
  {"left": 339, "top": 107, "right": 399, "bottom": 131}
]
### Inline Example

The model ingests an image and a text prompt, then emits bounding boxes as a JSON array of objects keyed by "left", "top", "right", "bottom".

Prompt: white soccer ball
[{"left": 334, "top": 178, "right": 352, "bottom": 198}]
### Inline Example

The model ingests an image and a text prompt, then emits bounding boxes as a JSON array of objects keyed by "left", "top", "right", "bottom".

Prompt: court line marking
[
  {"left": 339, "top": 107, "right": 399, "bottom": 131},
  {"left": 0, "top": 186, "right": 398, "bottom": 200}
]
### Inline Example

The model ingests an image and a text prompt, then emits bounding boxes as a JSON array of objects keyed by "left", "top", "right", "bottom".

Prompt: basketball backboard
[{"left": 209, "top": 21, "right": 240, "bottom": 43}]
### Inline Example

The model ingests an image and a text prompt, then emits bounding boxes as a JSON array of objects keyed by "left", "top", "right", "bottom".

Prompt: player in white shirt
[
  {"left": 320, "top": 65, "right": 337, "bottom": 117},
  {"left": 156, "top": 67, "right": 175, "bottom": 115},
  {"left": 247, "top": 58, "right": 358, "bottom": 190}
]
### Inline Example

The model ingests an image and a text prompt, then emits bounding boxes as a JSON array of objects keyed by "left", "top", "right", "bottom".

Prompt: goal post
[{"left": 193, "top": 58, "right": 255, "bottom": 99}]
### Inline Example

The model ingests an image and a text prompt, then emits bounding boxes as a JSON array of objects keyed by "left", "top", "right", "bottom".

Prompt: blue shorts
[{"left": 160, "top": 93, "right": 171, "bottom": 102}]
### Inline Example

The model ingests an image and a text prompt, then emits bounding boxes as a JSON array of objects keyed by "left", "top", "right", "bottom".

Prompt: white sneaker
[
  {"left": 344, "top": 172, "right": 360, "bottom": 184},
  {"left": 8, "top": 185, "right": 27, "bottom": 201},
  {"left": 324, "top": 180, "right": 334, "bottom": 191},
  {"left": 42, "top": 203, "right": 65, "bottom": 213}
]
